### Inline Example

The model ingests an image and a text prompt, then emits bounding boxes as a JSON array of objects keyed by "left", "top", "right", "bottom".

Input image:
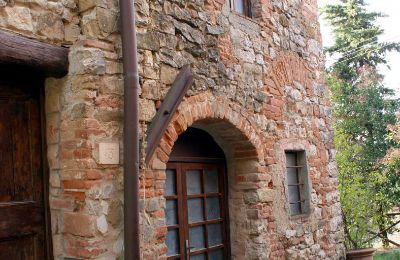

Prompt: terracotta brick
[
  {"left": 152, "top": 210, "right": 165, "bottom": 218},
  {"left": 155, "top": 226, "right": 167, "bottom": 240},
  {"left": 155, "top": 171, "right": 166, "bottom": 180},
  {"left": 66, "top": 246, "right": 106, "bottom": 258},
  {"left": 74, "top": 129, "right": 105, "bottom": 139},
  {"left": 63, "top": 180, "right": 101, "bottom": 190},
  {"left": 51, "top": 198, "right": 75, "bottom": 211},
  {"left": 85, "top": 169, "right": 103, "bottom": 180},
  {"left": 64, "top": 191, "right": 86, "bottom": 202},
  {"left": 94, "top": 96, "right": 121, "bottom": 108},
  {"left": 73, "top": 148, "right": 92, "bottom": 159},
  {"left": 82, "top": 118, "right": 101, "bottom": 129},
  {"left": 63, "top": 213, "right": 96, "bottom": 237},
  {"left": 270, "top": 98, "right": 285, "bottom": 107}
]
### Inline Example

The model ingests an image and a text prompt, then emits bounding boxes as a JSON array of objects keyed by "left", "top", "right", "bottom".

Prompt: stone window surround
[
  {"left": 229, "top": 0, "right": 252, "bottom": 18},
  {"left": 227, "top": 0, "right": 268, "bottom": 24},
  {"left": 275, "top": 139, "right": 313, "bottom": 220},
  {"left": 285, "top": 150, "right": 311, "bottom": 216}
]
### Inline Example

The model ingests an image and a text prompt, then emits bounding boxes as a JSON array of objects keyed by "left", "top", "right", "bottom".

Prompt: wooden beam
[
  {"left": 0, "top": 31, "right": 69, "bottom": 77},
  {"left": 145, "top": 65, "right": 194, "bottom": 164}
]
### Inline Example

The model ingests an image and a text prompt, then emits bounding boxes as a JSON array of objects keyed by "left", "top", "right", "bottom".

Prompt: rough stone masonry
[{"left": 0, "top": 0, "right": 345, "bottom": 259}]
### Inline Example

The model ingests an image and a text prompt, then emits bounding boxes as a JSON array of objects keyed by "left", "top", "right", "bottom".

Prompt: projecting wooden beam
[
  {"left": 0, "top": 31, "right": 69, "bottom": 77},
  {"left": 145, "top": 65, "right": 194, "bottom": 164}
]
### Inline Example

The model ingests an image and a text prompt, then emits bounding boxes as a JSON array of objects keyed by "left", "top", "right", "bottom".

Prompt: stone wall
[
  {"left": 0, "top": 0, "right": 345, "bottom": 259},
  {"left": 138, "top": 0, "right": 345, "bottom": 259},
  {"left": 2, "top": 0, "right": 124, "bottom": 258},
  {"left": 45, "top": 39, "right": 124, "bottom": 259}
]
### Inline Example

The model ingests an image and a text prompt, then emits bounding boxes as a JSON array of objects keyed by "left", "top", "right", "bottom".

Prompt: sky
[{"left": 318, "top": 0, "right": 400, "bottom": 97}]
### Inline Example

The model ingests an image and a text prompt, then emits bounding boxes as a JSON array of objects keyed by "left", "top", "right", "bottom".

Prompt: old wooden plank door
[{"left": 0, "top": 76, "right": 50, "bottom": 259}]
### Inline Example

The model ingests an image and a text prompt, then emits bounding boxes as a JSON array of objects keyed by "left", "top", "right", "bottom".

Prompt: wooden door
[
  {"left": 0, "top": 81, "right": 49, "bottom": 259},
  {"left": 165, "top": 162, "right": 229, "bottom": 260}
]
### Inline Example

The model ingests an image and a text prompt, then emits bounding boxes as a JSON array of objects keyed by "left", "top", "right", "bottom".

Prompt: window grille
[{"left": 285, "top": 151, "right": 310, "bottom": 216}]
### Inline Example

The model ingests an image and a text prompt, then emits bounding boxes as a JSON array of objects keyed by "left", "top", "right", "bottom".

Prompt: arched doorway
[
  {"left": 143, "top": 97, "right": 272, "bottom": 259},
  {"left": 164, "top": 127, "right": 230, "bottom": 259}
]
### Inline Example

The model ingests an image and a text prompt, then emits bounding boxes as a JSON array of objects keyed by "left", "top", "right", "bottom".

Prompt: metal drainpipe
[{"left": 119, "top": 0, "right": 140, "bottom": 259}]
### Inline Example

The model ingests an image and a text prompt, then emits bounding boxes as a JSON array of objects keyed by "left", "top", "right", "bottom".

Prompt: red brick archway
[
  {"left": 141, "top": 93, "right": 280, "bottom": 259},
  {"left": 149, "top": 92, "right": 265, "bottom": 167}
]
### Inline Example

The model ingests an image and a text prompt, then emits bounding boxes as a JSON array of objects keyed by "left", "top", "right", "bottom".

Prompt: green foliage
[
  {"left": 323, "top": 0, "right": 400, "bottom": 81},
  {"left": 323, "top": 0, "right": 400, "bottom": 249},
  {"left": 330, "top": 75, "right": 399, "bottom": 248},
  {"left": 385, "top": 117, "right": 400, "bottom": 202}
]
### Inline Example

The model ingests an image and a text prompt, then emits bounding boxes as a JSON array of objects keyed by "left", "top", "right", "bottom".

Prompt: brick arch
[
  {"left": 149, "top": 93, "right": 265, "bottom": 168},
  {"left": 144, "top": 93, "right": 276, "bottom": 259}
]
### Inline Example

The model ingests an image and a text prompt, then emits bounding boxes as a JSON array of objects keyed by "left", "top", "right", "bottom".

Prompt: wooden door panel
[
  {"left": 0, "top": 83, "right": 47, "bottom": 259},
  {"left": 0, "top": 100, "right": 41, "bottom": 203},
  {"left": 12, "top": 101, "right": 34, "bottom": 202},
  {"left": 0, "top": 235, "right": 35, "bottom": 260},
  {"left": 27, "top": 98, "right": 44, "bottom": 204},
  {"left": 0, "top": 203, "right": 43, "bottom": 238},
  {"left": 0, "top": 103, "right": 14, "bottom": 203}
]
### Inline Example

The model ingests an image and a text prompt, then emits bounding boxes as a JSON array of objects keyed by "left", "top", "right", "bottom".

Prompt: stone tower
[{"left": 0, "top": 0, "right": 345, "bottom": 259}]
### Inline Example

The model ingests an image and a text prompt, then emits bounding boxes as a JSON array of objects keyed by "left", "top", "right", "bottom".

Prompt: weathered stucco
[{"left": 0, "top": 0, "right": 345, "bottom": 259}]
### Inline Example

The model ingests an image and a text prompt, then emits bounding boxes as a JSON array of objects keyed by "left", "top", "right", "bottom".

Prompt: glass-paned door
[{"left": 165, "top": 163, "right": 229, "bottom": 260}]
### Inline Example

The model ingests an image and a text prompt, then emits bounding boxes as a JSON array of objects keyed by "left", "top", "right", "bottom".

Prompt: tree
[
  {"left": 324, "top": 0, "right": 400, "bottom": 80},
  {"left": 323, "top": 0, "right": 400, "bottom": 249}
]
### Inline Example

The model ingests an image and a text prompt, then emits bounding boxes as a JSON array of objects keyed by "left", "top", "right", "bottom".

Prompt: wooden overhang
[
  {"left": 145, "top": 64, "right": 194, "bottom": 163},
  {"left": 0, "top": 31, "right": 69, "bottom": 77}
]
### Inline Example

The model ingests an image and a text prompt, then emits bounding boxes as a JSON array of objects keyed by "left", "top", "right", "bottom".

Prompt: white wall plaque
[{"left": 99, "top": 142, "right": 119, "bottom": 164}]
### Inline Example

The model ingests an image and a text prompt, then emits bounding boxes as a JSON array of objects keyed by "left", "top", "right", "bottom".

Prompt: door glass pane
[
  {"left": 208, "top": 223, "right": 222, "bottom": 246},
  {"left": 166, "top": 229, "right": 179, "bottom": 256},
  {"left": 209, "top": 249, "right": 224, "bottom": 260},
  {"left": 186, "top": 170, "right": 202, "bottom": 195},
  {"left": 165, "top": 169, "right": 176, "bottom": 196},
  {"left": 166, "top": 200, "right": 178, "bottom": 225},
  {"left": 288, "top": 185, "right": 300, "bottom": 203},
  {"left": 290, "top": 203, "right": 301, "bottom": 215},
  {"left": 190, "top": 253, "right": 206, "bottom": 260},
  {"left": 206, "top": 197, "right": 220, "bottom": 220},
  {"left": 286, "top": 168, "right": 299, "bottom": 185},
  {"left": 188, "top": 198, "right": 204, "bottom": 223},
  {"left": 189, "top": 226, "right": 205, "bottom": 251},
  {"left": 205, "top": 169, "right": 219, "bottom": 193}
]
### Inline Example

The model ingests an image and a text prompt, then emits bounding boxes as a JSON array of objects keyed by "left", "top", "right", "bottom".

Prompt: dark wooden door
[
  {"left": 0, "top": 82, "right": 48, "bottom": 259},
  {"left": 165, "top": 162, "right": 229, "bottom": 260}
]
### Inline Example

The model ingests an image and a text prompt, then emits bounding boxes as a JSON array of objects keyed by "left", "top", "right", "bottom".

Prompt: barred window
[{"left": 285, "top": 151, "right": 310, "bottom": 216}]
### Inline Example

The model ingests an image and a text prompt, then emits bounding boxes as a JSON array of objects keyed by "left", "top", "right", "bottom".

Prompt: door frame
[{"left": 39, "top": 81, "right": 53, "bottom": 259}]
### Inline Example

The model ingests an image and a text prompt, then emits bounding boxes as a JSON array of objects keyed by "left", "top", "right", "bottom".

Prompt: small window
[
  {"left": 231, "top": 0, "right": 252, "bottom": 18},
  {"left": 285, "top": 151, "right": 310, "bottom": 216}
]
